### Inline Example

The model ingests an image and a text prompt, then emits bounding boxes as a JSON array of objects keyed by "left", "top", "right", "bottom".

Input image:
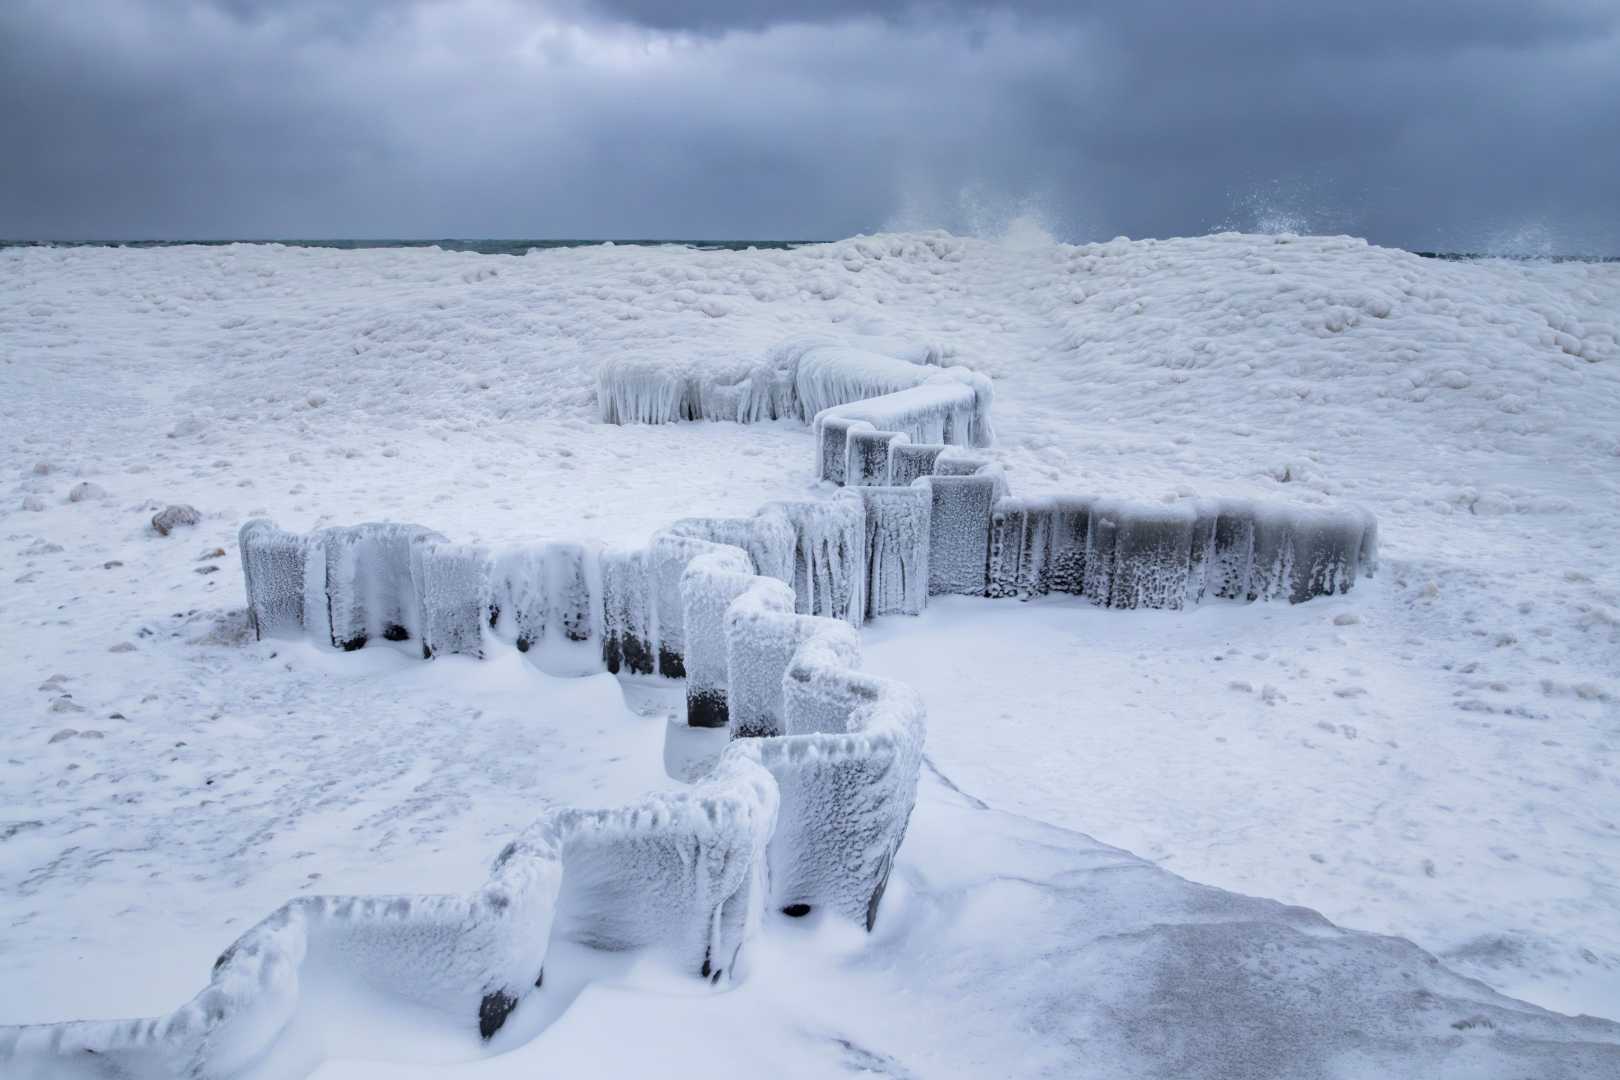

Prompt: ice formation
[
  {"left": 988, "top": 495, "right": 1378, "bottom": 608},
  {"left": 599, "top": 340, "right": 994, "bottom": 458},
  {"left": 859, "top": 486, "right": 931, "bottom": 618},
  {"left": 7, "top": 487, "right": 930, "bottom": 1074},
  {"left": 320, "top": 522, "right": 444, "bottom": 652},
  {"left": 15, "top": 321, "right": 1386, "bottom": 1074}
]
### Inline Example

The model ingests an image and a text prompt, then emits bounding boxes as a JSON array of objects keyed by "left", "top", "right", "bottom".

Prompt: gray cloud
[{"left": 2, "top": 0, "right": 1617, "bottom": 251}]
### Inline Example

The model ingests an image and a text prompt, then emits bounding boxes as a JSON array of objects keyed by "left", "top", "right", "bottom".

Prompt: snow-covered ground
[{"left": 3, "top": 233, "right": 1619, "bottom": 1070}]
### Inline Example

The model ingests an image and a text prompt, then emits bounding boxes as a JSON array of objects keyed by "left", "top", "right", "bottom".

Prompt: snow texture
[
  {"left": 989, "top": 495, "right": 1377, "bottom": 607},
  {"left": 858, "top": 486, "right": 931, "bottom": 618}
]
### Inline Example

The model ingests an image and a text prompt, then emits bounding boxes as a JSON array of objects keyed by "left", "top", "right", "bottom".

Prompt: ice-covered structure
[
  {"left": 5, "top": 350, "right": 1389, "bottom": 1075},
  {"left": 0, "top": 749, "right": 781, "bottom": 1078},
  {"left": 987, "top": 495, "right": 1378, "bottom": 608},
  {"left": 597, "top": 340, "right": 995, "bottom": 454}
]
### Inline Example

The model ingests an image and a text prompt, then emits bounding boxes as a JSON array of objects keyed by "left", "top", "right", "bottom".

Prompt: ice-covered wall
[
  {"left": 597, "top": 340, "right": 996, "bottom": 458},
  {"left": 988, "top": 495, "right": 1378, "bottom": 608},
  {"left": 0, "top": 750, "right": 783, "bottom": 1078}
]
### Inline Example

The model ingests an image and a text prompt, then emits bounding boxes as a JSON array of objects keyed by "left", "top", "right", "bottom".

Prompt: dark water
[
  {"left": 1, "top": 238, "right": 1614, "bottom": 261},
  {"left": 0, "top": 238, "right": 815, "bottom": 255}
]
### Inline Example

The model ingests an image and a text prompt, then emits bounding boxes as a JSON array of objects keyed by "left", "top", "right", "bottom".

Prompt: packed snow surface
[{"left": 3, "top": 232, "right": 1620, "bottom": 1073}]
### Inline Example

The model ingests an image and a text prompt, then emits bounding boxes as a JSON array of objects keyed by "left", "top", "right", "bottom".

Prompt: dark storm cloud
[{"left": 2, "top": 0, "right": 1617, "bottom": 250}]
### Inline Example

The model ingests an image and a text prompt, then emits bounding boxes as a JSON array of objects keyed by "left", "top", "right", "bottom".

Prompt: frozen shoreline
[{"left": 3, "top": 232, "right": 1618, "bottom": 1059}]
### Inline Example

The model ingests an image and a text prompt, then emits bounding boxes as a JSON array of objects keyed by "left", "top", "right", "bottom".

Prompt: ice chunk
[
  {"left": 239, "top": 518, "right": 307, "bottom": 640},
  {"left": 847, "top": 428, "right": 908, "bottom": 487},
  {"left": 548, "top": 748, "right": 777, "bottom": 980},
  {"left": 320, "top": 522, "right": 445, "bottom": 652},
  {"left": 679, "top": 547, "right": 759, "bottom": 728},
  {"left": 917, "top": 475, "right": 997, "bottom": 596},
  {"left": 859, "top": 486, "right": 931, "bottom": 617},
  {"left": 410, "top": 542, "right": 490, "bottom": 659}
]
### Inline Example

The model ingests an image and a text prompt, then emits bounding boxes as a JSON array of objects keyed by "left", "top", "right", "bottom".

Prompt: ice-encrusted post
[
  {"left": 724, "top": 580, "right": 861, "bottom": 740},
  {"left": 680, "top": 547, "right": 761, "bottom": 729},
  {"left": 547, "top": 749, "right": 778, "bottom": 982},
  {"left": 859, "top": 486, "right": 931, "bottom": 617},
  {"left": 916, "top": 474, "right": 998, "bottom": 596},
  {"left": 846, "top": 429, "right": 909, "bottom": 487},
  {"left": 601, "top": 546, "right": 655, "bottom": 677},
  {"left": 320, "top": 523, "right": 446, "bottom": 652},
  {"left": 767, "top": 492, "right": 867, "bottom": 626},
  {"left": 240, "top": 518, "right": 308, "bottom": 640},
  {"left": 761, "top": 639, "right": 926, "bottom": 930},
  {"left": 817, "top": 416, "right": 874, "bottom": 485},
  {"left": 411, "top": 542, "right": 491, "bottom": 659},
  {"left": 888, "top": 442, "right": 948, "bottom": 487}
]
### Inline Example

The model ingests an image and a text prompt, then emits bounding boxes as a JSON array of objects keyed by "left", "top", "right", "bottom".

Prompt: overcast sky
[{"left": 3, "top": 0, "right": 1618, "bottom": 251}]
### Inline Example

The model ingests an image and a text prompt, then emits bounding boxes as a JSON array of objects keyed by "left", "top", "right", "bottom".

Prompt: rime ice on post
[
  {"left": 724, "top": 579, "right": 860, "bottom": 739},
  {"left": 548, "top": 748, "right": 778, "bottom": 981},
  {"left": 1109, "top": 502, "right": 1196, "bottom": 609},
  {"left": 680, "top": 548, "right": 759, "bottom": 728},
  {"left": 489, "top": 542, "right": 602, "bottom": 673},
  {"left": 888, "top": 442, "right": 948, "bottom": 487},
  {"left": 240, "top": 518, "right": 307, "bottom": 640},
  {"left": 411, "top": 542, "right": 490, "bottom": 659},
  {"left": 917, "top": 474, "right": 998, "bottom": 596},
  {"left": 767, "top": 492, "right": 866, "bottom": 625},
  {"left": 671, "top": 513, "right": 795, "bottom": 591},
  {"left": 817, "top": 416, "right": 874, "bottom": 484},
  {"left": 761, "top": 642, "right": 926, "bottom": 930},
  {"left": 846, "top": 428, "right": 909, "bottom": 487},
  {"left": 860, "top": 486, "right": 931, "bottom": 617},
  {"left": 321, "top": 522, "right": 445, "bottom": 652},
  {"left": 601, "top": 546, "right": 655, "bottom": 677}
]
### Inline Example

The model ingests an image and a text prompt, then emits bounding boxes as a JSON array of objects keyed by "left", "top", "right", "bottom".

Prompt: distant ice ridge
[{"left": 596, "top": 338, "right": 994, "bottom": 449}]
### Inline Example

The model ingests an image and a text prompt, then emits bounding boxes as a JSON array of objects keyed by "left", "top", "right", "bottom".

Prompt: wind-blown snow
[{"left": 3, "top": 231, "right": 1619, "bottom": 1066}]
